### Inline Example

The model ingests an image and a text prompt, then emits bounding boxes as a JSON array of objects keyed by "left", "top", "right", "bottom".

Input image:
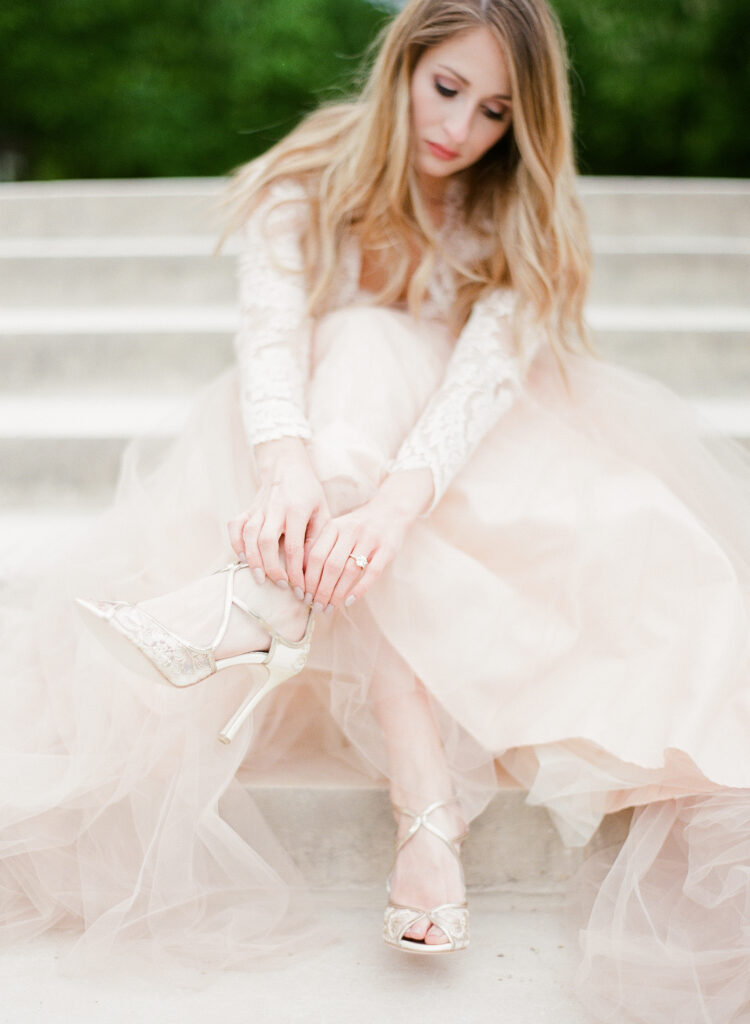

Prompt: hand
[
  {"left": 228, "top": 439, "right": 331, "bottom": 597},
  {"left": 302, "top": 495, "right": 414, "bottom": 613}
]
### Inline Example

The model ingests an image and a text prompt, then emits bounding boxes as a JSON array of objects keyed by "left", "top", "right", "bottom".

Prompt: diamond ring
[{"left": 348, "top": 553, "right": 369, "bottom": 570}]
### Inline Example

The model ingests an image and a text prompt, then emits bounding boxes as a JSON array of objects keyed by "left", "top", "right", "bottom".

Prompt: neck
[{"left": 417, "top": 171, "right": 450, "bottom": 206}]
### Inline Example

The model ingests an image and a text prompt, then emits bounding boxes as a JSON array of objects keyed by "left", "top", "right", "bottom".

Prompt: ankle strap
[
  {"left": 211, "top": 560, "right": 309, "bottom": 650},
  {"left": 392, "top": 799, "right": 469, "bottom": 855}
]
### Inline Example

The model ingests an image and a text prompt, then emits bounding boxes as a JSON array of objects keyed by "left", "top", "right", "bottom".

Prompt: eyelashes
[{"left": 433, "top": 79, "right": 508, "bottom": 121}]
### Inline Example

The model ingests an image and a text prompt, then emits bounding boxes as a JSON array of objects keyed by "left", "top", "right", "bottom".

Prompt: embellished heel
[{"left": 76, "top": 560, "right": 314, "bottom": 744}]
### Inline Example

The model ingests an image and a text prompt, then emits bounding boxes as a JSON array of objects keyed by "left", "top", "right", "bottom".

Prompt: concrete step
[
  {"left": 589, "top": 306, "right": 750, "bottom": 395},
  {"left": 588, "top": 245, "right": 750, "bottom": 305},
  {"left": 0, "top": 893, "right": 597, "bottom": 1024},
  {"left": 2, "top": 305, "right": 749, "bottom": 397},
  {"left": 1, "top": 393, "right": 748, "bottom": 509},
  {"left": 0, "top": 245, "right": 234, "bottom": 307},
  {"left": 0, "top": 178, "right": 227, "bottom": 238},
  {"left": 579, "top": 177, "right": 750, "bottom": 237},
  {"left": 246, "top": 766, "right": 628, "bottom": 890},
  {"left": 1, "top": 237, "right": 747, "bottom": 306},
  {"left": 0, "top": 330, "right": 234, "bottom": 395},
  {"left": 1, "top": 175, "right": 748, "bottom": 239}
]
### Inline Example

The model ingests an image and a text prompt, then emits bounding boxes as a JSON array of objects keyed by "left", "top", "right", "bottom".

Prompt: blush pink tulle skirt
[{"left": 2, "top": 304, "right": 750, "bottom": 1022}]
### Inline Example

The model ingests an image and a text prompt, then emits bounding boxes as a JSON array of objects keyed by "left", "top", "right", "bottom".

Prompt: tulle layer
[
  {"left": 572, "top": 794, "right": 750, "bottom": 1023},
  {"left": 1, "top": 304, "right": 750, "bottom": 1018}
]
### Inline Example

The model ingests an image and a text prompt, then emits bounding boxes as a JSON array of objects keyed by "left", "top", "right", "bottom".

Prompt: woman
[{"left": 2, "top": 0, "right": 750, "bottom": 1020}]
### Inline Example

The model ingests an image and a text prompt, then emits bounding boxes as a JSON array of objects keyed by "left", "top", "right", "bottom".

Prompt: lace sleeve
[
  {"left": 386, "top": 288, "right": 542, "bottom": 517},
  {"left": 234, "top": 179, "right": 313, "bottom": 446}
]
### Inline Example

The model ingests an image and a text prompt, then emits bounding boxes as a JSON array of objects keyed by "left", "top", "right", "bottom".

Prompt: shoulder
[{"left": 240, "top": 170, "right": 312, "bottom": 249}]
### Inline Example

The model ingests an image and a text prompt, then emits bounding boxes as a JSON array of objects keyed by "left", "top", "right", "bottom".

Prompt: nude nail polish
[
  {"left": 251, "top": 568, "right": 265, "bottom": 585},
  {"left": 293, "top": 586, "right": 304, "bottom": 600},
  {"left": 313, "top": 601, "right": 324, "bottom": 614},
  {"left": 304, "top": 593, "right": 313, "bottom": 606},
  {"left": 344, "top": 594, "right": 356, "bottom": 607},
  {"left": 324, "top": 604, "right": 334, "bottom": 615},
  {"left": 276, "top": 579, "right": 289, "bottom": 589}
]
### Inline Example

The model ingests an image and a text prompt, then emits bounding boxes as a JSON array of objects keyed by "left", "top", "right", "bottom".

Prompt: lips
[{"left": 426, "top": 141, "right": 460, "bottom": 161}]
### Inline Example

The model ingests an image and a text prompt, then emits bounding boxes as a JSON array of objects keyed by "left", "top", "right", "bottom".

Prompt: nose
[{"left": 443, "top": 101, "right": 473, "bottom": 147}]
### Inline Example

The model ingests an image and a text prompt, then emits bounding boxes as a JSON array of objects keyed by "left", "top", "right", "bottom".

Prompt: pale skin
[{"left": 227, "top": 26, "right": 513, "bottom": 944}]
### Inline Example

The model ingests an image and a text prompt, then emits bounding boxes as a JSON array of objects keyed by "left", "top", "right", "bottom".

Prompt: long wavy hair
[{"left": 216, "top": 0, "right": 592, "bottom": 357}]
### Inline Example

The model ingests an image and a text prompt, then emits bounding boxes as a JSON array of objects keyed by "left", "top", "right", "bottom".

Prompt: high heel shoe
[
  {"left": 383, "top": 798, "right": 470, "bottom": 954},
  {"left": 75, "top": 560, "right": 314, "bottom": 745}
]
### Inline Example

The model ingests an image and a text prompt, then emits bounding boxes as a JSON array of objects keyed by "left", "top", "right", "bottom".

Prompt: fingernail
[
  {"left": 275, "top": 579, "right": 289, "bottom": 589},
  {"left": 344, "top": 594, "right": 357, "bottom": 607},
  {"left": 304, "top": 592, "right": 313, "bottom": 606},
  {"left": 293, "top": 586, "right": 304, "bottom": 600},
  {"left": 251, "top": 568, "right": 265, "bottom": 585},
  {"left": 324, "top": 604, "right": 334, "bottom": 615},
  {"left": 312, "top": 601, "right": 324, "bottom": 614}
]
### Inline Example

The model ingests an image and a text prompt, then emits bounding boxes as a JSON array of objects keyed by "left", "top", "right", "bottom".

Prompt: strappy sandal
[
  {"left": 76, "top": 560, "right": 314, "bottom": 744},
  {"left": 383, "top": 798, "right": 470, "bottom": 954}
]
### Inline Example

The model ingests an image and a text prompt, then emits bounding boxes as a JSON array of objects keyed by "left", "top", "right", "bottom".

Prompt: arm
[
  {"left": 229, "top": 180, "right": 332, "bottom": 593},
  {"left": 234, "top": 178, "right": 313, "bottom": 449},
  {"left": 384, "top": 287, "right": 542, "bottom": 517},
  {"left": 303, "top": 289, "right": 544, "bottom": 612}
]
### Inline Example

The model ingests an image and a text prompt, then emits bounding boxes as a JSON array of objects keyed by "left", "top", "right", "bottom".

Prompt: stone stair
[{"left": 0, "top": 175, "right": 748, "bottom": 907}]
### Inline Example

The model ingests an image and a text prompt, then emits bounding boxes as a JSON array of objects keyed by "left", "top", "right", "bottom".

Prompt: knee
[{"left": 312, "top": 306, "right": 407, "bottom": 366}]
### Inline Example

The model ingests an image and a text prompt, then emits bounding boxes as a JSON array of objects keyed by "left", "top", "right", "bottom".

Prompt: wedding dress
[{"left": 2, "top": 174, "right": 750, "bottom": 1022}]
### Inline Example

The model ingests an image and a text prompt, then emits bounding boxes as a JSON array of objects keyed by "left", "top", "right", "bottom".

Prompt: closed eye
[
  {"left": 435, "top": 80, "right": 457, "bottom": 98},
  {"left": 435, "top": 78, "right": 508, "bottom": 122}
]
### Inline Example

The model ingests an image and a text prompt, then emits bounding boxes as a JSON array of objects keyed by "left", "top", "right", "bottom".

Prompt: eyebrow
[{"left": 436, "top": 63, "right": 512, "bottom": 101}]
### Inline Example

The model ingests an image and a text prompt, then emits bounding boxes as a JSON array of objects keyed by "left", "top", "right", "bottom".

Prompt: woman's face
[{"left": 410, "top": 26, "right": 513, "bottom": 191}]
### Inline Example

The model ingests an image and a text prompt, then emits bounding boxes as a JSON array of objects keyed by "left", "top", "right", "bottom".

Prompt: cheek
[{"left": 411, "top": 77, "right": 438, "bottom": 131}]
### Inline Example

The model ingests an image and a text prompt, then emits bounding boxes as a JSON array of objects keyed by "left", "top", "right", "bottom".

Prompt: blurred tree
[
  {"left": 0, "top": 0, "right": 747, "bottom": 179},
  {"left": 0, "top": 0, "right": 388, "bottom": 179},
  {"left": 554, "top": 0, "right": 750, "bottom": 176}
]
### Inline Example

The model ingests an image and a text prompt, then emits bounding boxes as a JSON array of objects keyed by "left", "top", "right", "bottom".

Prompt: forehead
[{"left": 419, "top": 26, "right": 511, "bottom": 95}]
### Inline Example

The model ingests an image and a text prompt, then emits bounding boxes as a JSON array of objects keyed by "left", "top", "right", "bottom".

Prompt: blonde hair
[{"left": 216, "top": 0, "right": 592, "bottom": 358}]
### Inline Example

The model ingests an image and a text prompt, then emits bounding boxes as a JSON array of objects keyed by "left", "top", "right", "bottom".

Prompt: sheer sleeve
[
  {"left": 386, "top": 288, "right": 543, "bottom": 516},
  {"left": 234, "top": 179, "right": 313, "bottom": 446}
]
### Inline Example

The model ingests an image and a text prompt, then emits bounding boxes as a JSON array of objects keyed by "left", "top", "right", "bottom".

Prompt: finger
[
  {"left": 303, "top": 505, "right": 332, "bottom": 560},
  {"left": 241, "top": 512, "right": 267, "bottom": 583},
  {"left": 304, "top": 521, "right": 339, "bottom": 606},
  {"left": 327, "top": 530, "right": 377, "bottom": 606},
  {"left": 328, "top": 549, "right": 373, "bottom": 607},
  {"left": 257, "top": 514, "right": 286, "bottom": 585},
  {"left": 227, "top": 515, "right": 247, "bottom": 561},
  {"left": 314, "top": 531, "right": 358, "bottom": 609},
  {"left": 283, "top": 512, "right": 308, "bottom": 598},
  {"left": 338, "top": 546, "right": 390, "bottom": 608}
]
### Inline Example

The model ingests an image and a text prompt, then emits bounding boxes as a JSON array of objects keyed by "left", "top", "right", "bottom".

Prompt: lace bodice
[{"left": 234, "top": 179, "right": 543, "bottom": 514}]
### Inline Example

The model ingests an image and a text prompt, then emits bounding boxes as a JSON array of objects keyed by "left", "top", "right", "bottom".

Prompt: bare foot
[
  {"left": 387, "top": 802, "right": 466, "bottom": 946},
  {"left": 141, "top": 565, "right": 309, "bottom": 659}
]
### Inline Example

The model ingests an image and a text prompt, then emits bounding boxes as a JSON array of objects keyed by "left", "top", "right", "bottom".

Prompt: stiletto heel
[
  {"left": 218, "top": 660, "right": 289, "bottom": 744},
  {"left": 76, "top": 560, "right": 314, "bottom": 744},
  {"left": 383, "top": 798, "right": 470, "bottom": 954}
]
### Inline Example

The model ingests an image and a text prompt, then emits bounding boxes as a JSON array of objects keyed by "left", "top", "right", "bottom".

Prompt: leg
[
  {"left": 307, "top": 306, "right": 453, "bottom": 515},
  {"left": 371, "top": 664, "right": 467, "bottom": 945}
]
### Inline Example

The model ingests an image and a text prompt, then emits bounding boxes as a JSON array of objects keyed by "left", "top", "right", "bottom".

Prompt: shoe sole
[{"left": 384, "top": 938, "right": 466, "bottom": 954}]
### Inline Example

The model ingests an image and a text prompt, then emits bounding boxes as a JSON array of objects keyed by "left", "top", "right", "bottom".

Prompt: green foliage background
[{"left": 0, "top": 0, "right": 747, "bottom": 180}]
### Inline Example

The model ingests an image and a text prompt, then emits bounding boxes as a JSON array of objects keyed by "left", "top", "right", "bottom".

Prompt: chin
[{"left": 418, "top": 158, "right": 457, "bottom": 179}]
